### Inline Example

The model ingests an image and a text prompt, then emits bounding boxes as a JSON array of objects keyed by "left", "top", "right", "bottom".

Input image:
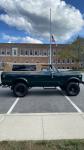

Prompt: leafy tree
[{"left": 57, "top": 37, "right": 84, "bottom": 63}]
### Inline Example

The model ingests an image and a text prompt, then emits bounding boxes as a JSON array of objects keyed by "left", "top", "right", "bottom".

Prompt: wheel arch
[
  {"left": 63, "top": 77, "right": 80, "bottom": 89},
  {"left": 67, "top": 77, "right": 80, "bottom": 84},
  {"left": 12, "top": 78, "right": 29, "bottom": 87}
]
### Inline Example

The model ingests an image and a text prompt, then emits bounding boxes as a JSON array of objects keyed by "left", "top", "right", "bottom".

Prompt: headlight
[{"left": 79, "top": 75, "right": 82, "bottom": 79}]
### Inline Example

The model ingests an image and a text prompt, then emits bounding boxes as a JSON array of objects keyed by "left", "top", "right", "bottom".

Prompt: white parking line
[
  {"left": 7, "top": 98, "right": 20, "bottom": 114},
  {"left": 57, "top": 87, "right": 82, "bottom": 113},
  {"left": 64, "top": 95, "right": 82, "bottom": 113}
]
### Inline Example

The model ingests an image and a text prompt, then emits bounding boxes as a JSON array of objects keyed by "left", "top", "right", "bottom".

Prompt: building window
[
  {"left": 53, "top": 52, "right": 56, "bottom": 56},
  {"left": 44, "top": 52, "right": 47, "bottom": 55},
  {"left": 67, "top": 59, "right": 70, "bottom": 63},
  {"left": 0, "top": 49, "right": 6, "bottom": 55},
  {"left": 39, "top": 50, "right": 42, "bottom": 56},
  {"left": 39, "top": 50, "right": 44, "bottom": 56},
  {"left": 25, "top": 50, "right": 29, "bottom": 55},
  {"left": 7, "top": 51, "right": 10, "bottom": 55},
  {"left": 25, "top": 50, "right": 27, "bottom": 55},
  {"left": 35, "top": 50, "right": 38, "bottom": 55},
  {"left": 43, "top": 50, "right": 47, "bottom": 56},
  {"left": 72, "top": 59, "right": 74, "bottom": 63},
  {"left": 62, "top": 59, "right": 65, "bottom": 63},
  {"left": 2, "top": 50, "right": 5, "bottom": 55},
  {"left": 12, "top": 48, "right": 18, "bottom": 56},
  {"left": 57, "top": 59, "right": 61, "bottom": 64},
  {"left": 53, "top": 49, "right": 56, "bottom": 56},
  {"left": 20, "top": 49, "right": 24, "bottom": 55},
  {"left": 14, "top": 50, "right": 17, "bottom": 55},
  {"left": 30, "top": 50, "right": 33, "bottom": 55},
  {"left": 6, "top": 49, "right": 11, "bottom": 55},
  {"left": 53, "top": 60, "right": 55, "bottom": 63}
]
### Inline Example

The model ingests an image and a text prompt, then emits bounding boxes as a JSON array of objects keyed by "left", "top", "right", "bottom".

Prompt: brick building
[{"left": 0, "top": 42, "right": 81, "bottom": 69}]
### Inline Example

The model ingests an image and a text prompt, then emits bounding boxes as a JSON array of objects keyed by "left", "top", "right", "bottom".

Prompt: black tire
[
  {"left": 13, "top": 82, "right": 28, "bottom": 97},
  {"left": 66, "top": 82, "right": 80, "bottom": 96}
]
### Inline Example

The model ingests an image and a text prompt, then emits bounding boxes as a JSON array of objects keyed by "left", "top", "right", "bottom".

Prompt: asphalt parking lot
[
  {"left": 0, "top": 84, "right": 84, "bottom": 114},
  {"left": 0, "top": 72, "right": 84, "bottom": 114}
]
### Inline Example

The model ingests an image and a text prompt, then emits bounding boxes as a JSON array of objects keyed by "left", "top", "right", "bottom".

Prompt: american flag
[{"left": 51, "top": 35, "right": 57, "bottom": 46}]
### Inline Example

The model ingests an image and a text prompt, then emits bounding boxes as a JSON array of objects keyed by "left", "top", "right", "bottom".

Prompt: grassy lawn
[{"left": 0, "top": 140, "right": 84, "bottom": 150}]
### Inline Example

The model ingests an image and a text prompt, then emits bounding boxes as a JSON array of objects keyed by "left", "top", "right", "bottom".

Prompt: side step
[{"left": 43, "top": 87, "right": 56, "bottom": 89}]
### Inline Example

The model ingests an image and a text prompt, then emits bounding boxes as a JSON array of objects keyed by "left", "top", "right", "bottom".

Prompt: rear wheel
[
  {"left": 13, "top": 82, "right": 28, "bottom": 97},
  {"left": 66, "top": 82, "right": 80, "bottom": 96}
]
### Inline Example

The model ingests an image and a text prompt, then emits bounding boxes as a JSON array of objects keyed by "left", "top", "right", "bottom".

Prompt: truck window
[{"left": 12, "top": 64, "right": 36, "bottom": 71}]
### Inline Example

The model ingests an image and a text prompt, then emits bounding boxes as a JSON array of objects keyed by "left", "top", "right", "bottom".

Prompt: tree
[{"left": 57, "top": 37, "right": 84, "bottom": 68}]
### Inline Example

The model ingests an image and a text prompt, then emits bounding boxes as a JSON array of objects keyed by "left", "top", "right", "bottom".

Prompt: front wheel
[
  {"left": 66, "top": 82, "right": 80, "bottom": 96},
  {"left": 13, "top": 82, "right": 28, "bottom": 97}
]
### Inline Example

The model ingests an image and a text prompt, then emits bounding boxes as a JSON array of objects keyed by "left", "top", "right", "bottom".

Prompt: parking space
[
  {"left": 12, "top": 88, "right": 77, "bottom": 113},
  {"left": 68, "top": 84, "right": 84, "bottom": 112},
  {"left": 0, "top": 71, "right": 84, "bottom": 114},
  {"left": 0, "top": 87, "right": 17, "bottom": 113},
  {"left": 0, "top": 85, "right": 84, "bottom": 114}
]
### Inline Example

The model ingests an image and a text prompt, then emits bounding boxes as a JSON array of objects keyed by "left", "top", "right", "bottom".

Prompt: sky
[{"left": 0, "top": 0, "right": 84, "bottom": 44}]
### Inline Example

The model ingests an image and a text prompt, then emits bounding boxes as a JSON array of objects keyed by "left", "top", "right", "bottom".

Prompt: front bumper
[
  {"left": 80, "top": 81, "right": 84, "bottom": 84},
  {"left": 0, "top": 83, "right": 2, "bottom": 86}
]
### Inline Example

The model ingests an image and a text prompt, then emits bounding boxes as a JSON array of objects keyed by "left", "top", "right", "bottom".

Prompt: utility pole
[{"left": 49, "top": 8, "right": 52, "bottom": 65}]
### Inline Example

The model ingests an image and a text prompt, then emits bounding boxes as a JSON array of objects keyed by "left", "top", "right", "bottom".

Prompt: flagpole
[{"left": 50, "top": 8, "right": 52, "bottom": 65}]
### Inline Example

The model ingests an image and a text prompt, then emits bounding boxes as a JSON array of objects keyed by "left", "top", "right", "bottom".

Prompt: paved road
[{"left": 0, "top": 71, "right": 84, "bottom": 114}]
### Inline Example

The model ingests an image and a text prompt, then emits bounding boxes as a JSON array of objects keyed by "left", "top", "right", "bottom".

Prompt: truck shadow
[
  {"left": 0, "top": 88, "right": 14, "bottom": 98},
  {"left": 27, "top": 88, "right": 63, "bottom": 96},
  {"left": 0, "top": 87, "right": 64, "bottom": 98}
]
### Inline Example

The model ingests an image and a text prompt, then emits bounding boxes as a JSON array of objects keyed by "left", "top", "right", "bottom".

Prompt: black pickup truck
[{"left": 0, "top": 65, "right": 83, "bottom": 97}]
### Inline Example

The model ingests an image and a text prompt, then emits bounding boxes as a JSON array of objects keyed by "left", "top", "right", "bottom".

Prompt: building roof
[{"left": 0, "top": 43, "right": 68, "bottom": 49}]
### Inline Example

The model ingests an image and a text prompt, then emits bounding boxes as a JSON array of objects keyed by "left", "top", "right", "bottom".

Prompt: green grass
[{"left": 0, "top": 140, "right": 84, "bottom": 150}]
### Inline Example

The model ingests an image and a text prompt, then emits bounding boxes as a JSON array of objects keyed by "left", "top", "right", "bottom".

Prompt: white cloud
[
  {"left": 0, "top": 14, "right": 32, "bottom": 33},
  {"left": 22, "top": 36, "right": 43, "bottom": 43},
  {"left": 2, "top": 33, "right": 43, "bottom": 43},
  {"left": 0, "top": 0, "right": 84, "bottom": 42}
]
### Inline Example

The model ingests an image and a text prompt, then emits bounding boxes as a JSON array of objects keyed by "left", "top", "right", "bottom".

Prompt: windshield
[
  {"left": 52, "top": 65, "right": 59, "bottom": 72},
  {"left": 41, "top": 65, "right": 59, "bottom": 72}
]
